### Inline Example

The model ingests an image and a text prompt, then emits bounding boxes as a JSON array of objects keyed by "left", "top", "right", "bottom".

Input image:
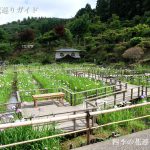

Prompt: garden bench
[{"left": 32, "top": 92, "right": 65, "bottom": 107}]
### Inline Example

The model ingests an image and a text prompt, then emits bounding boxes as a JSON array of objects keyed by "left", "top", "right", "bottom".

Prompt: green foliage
[
  {"left": 130, "top": 37, "right": 142, "bottom": 46},
  {"left": 96, "top": 0, "right": 150, "bottom": 20},
  {"left": 0, "top": 0, "right": 150, "bottom": 64},
  {"left": 0, "top": 43, "right": 12, "bottom": 60},
  {"left": 97, "top": 105, "right": 149, "bottom": 131},
  {"left": 76, "top": 3, "right": 93, "bottom": 18},
  {"left": 109, "top": 14, "right": 121, "bottom": 29},
  {"left": 0, "top": 125, "right": 61, "bottom": 150},
  {"left": 0, "top": 28, "right": 8, "bottom": 41},
  {"left": 68, "top": 14, "right": 90, "bottom": 38}
]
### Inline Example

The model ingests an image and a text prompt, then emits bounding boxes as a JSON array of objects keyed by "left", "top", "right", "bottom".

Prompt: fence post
[
  {"left": 123, "top": 91, "right": 125, "bottom": 101},
  {"left": 74, "top": 93, "right": 76, "bottom": 106},
  {"left": 119, "top": 81, "right": 122, "bottom": 90},
  {"left": 138, "top": 87, "right": 140, "bottom": 97},
  {"left": 104, "top": 101, "right": 107, "bottom": 109},
  {"left": 131, "top": 89, "right": 133, "bottom": 99},
  {"left": 113, "top": 86, "right": 115, "bottom": 92},
  {"left": 92, "top": 109, "right": 96, "bottom": 127},
  {"left": 70, "top": 93, "right": 73, "bottom": 106},
  {"left": 125, "top": 83, "right": 127, "bottom": 90},
  {"left": 145, "top": 87, "right": 147, "bottom": 97},
  {"left": 110, "top": 78, "right": 112, "bottom": 85},
  {"left": 73, "top": 111, "right": 76, "bottom": 131},
  {"left": 114, "top": 94, "right": 116, "bottom": 106},
  {"left": 86, "top": 111, "right": 90, "bottom": 145},
  {"left": 141, "top": 86, "right": 144, "bottom": 95}
]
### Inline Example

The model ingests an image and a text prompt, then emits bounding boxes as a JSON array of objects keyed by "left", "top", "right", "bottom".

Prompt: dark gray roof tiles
[{"left": 55, "top": 48, "right": 81, "bottom": 52}]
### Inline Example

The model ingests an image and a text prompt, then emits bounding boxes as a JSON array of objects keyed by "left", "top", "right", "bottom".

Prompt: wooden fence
[
  {"left": 0, "top": 102, "right": 150, "bottom": 149},
  {"left": 17, "top": 84, "right": 123, "bottom": 106},
  {"left": 85, "top": 86, "right": 150, "bottom": 109}
]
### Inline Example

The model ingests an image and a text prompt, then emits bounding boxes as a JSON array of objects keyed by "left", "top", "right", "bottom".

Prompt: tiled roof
[{"left": 55, "top": 48, "right": 81, "bottom": 52}]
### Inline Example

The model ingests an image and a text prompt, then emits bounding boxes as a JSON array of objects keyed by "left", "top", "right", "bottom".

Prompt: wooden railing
[
  {"left": 17, "top": 84, "right": 123, "bottom": 106},
  {"left": 0, "top": 102, "right": 150, "bottom": 149},
  {"left": 85, "top": 86, "right": 150, "bottom": 109}
]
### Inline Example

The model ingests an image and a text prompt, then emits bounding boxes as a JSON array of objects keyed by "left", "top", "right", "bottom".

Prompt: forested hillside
[{"left": 0, "top": 0, "right": 150, "bottom": 65}]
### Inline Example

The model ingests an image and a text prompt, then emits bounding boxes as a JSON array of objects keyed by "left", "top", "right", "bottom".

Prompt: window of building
[
  {"left": 71, "top": 52, "right": 75, "bottom": 57},
  {"left": 60, "top": 53, "right": 64, "bottom": 57}
]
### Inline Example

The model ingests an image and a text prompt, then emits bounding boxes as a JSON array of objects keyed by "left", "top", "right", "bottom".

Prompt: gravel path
[{"left": 74, "top": 129, "right": 150, "bottom": 150}]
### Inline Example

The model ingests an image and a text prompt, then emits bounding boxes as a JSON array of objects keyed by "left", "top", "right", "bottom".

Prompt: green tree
[
  {"left": 0, "top": 28, "right": 7, "bottom": 41},
  {"left": 96, "top": 0, "right": 110, "bottom": 21},
  {"left": 68, "top": 14, "right": 90, "bottom": 43},
  {"left": 109, "top": 14, "right": 121, "bottom": 29}
]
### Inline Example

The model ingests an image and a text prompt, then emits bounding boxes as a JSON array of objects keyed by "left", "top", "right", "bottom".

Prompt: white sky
[{"left": 0, "top": 0, "right": 97, "bottom": 25}]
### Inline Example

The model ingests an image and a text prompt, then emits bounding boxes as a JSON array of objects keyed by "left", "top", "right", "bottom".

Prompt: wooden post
[
  {"left": 86, "top": 102, "right": 88, "bottom": 108},
  {"left": 70, "top": 93, "right": 73, "bottom": 106},
  {"left": 114, "top": 94, "right": 116, "bottom": 106},
  {"left": 73, "top": 111, "right": 76, "bottom": 131},
  {"left": 86, "top": 111, "right": 90, "bottom": 145},
  {"left": 119, "top": 81, "right": 122, "bottom": 90},
  {"left": 85, "top": 92, "right": 88, "bottom": 99},
  {"left": 138, "top": 87, "right": 140, "bottom": 97},
  {"left": 145, "top": 87, "right": 148, "bottom": 97},
  {"left": 104, "top": 101, "right": 107, "bottom": 109},
  {"left": 131, "top": 89, "right": 133, "bottom": 99},
  {"left": 125, "top": 83, "right": 127, "bottom": 89},
  {"left": 141, "top": 86, "right": 144, "bottom": 95},
  {"left": 110, "top": 78, "right": 112, "bottom": 85},
  {"left": 92, "top": 109, "right": 96, "bottom": 127},
  {"left": 123, "top": 91, "right": 125, "bottom": 101},
  {"left": 113, "top": 86, "right": 115, "bottom": 92},
  {"left": 74, "top": 94, "right": 76, "bottom": 106}
]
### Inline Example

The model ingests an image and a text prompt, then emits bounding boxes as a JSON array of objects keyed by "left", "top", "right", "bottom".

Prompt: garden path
[{"left": 74, "top": 129, "right": 150, "bottom": 150}]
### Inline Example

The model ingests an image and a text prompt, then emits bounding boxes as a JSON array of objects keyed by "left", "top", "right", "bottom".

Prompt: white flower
[
  {"left": 15, "top": 119, "right": 21, "bottom": 123},
  {"left": 8, "top": 115, "right": 14, "bottom": 119},
  {"left": 11, "top": 106, "right": 16, "bottom": 111}
]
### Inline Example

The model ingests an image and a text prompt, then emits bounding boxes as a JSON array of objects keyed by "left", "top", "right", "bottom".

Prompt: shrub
[
  {"left": 130, "top": 37, "right": 142, "bottom": 46},
  {"left": 122, "top": 47, "right": 144, "bottom": 62}
]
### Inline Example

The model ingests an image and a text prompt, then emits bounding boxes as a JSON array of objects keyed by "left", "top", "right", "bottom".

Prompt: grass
[
  {"left": 97, "top": 103, "right": 150, "bottom": 131},
  {"left": 118, "top": 75, "right": 150, "bottom": 86},
  {"left": 0, "top": 71, "right": 14, "bottom": 104},
  {"left": 0, "top": 125, "right": 62, "bottom": 150},
  {"left": 17, "top": 71, "right": 40, "bottom": 102},
  {"left": 32, "top": 70, "right": 105, "bottom": 104}
]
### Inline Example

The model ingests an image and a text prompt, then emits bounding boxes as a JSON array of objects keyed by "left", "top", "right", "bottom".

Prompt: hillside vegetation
[{"left": 0, "top": 0, "right": 150, "bottom": 65}]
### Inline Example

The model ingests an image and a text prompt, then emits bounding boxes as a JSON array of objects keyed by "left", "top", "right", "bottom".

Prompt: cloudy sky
[{"left": 0, "top": 0, "right": 97, "bottom": 25}]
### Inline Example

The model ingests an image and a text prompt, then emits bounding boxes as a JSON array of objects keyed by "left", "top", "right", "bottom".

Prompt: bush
[
  {"left": 0, "top": 43, "right": 12, "bottom": 59},
  {"left": 130, "top": 37, "right": 142, "bottom": 46},
  {"left": 122, "top": 47, "right": 144, "bottom": 62}
]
